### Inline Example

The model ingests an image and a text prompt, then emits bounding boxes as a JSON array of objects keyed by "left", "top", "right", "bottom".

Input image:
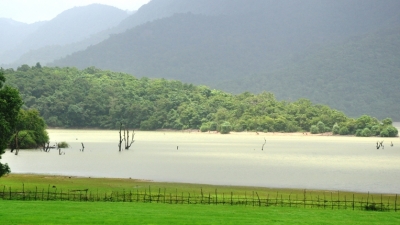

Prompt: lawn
[
  {"left": 1, "top": 174, "right": 399, "bottom": 224},
  {"left": 1, "top": 200, "right": 399, "bottom": 225}
]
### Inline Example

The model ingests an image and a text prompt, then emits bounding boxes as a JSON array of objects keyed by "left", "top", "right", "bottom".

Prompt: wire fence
[{"left": 1, "top": 185, "right": 398, "bottom": 212}]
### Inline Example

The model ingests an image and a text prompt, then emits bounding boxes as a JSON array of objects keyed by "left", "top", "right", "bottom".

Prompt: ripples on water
[{"left": 2, "top": 129, "right": 400, "bottom": 194}]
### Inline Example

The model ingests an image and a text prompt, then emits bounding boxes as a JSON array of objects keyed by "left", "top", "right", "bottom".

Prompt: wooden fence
[{"left": 1, "top": 185, "right": 398, "bottom": 212}]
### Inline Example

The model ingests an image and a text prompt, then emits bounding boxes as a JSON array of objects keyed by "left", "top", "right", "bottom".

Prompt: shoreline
[{"left": 3, "top": 173, "right": 399, "bottom": 196}]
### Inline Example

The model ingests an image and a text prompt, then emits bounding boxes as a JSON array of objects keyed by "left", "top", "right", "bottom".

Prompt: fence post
[
  {"left": 215, "top": 189, "right": 218, "bottom": 205},
  {"left": 303, "top": 190, "right": 306, "bottom": 208},
  {"left": 289, "top": 194, "right": 292, "bottom": 208},
  {"left": 352, "top": 194, "right": 355, "bottom": 210},
  {"left": 9, "top": 187, "right": 11, "bottom": 200},
  {"left": 381, "top": 194, "right": 383, "bottom": 211},
  {"left": 366, "top": 192, "right": 369, "bottom": 209},
  {"left": 324, "top": 193, "right": 326, "bottom": 209},
  {"left": 157, "top": 188, "right": 160, "bottom": 203},
  {"left": 256, "top": 192, "right": 261, "bottom": 207},
  {"left": 231, "top": 192, "right": 233, "bottom": 206},
  {"left": 338, "top": 191, "right": 340, "bottom": 209},
  {"left": 395, "top": 194, "right": 397, "bottom": 212},
  {"left": 22, "top": 183, "right": 25, "bottom": 200},
  {"left": 331, "top": 192, "right": 333, "bottom": 210},
  {"left": 35, "top": 186, "right": 37, "bottom": 201},
  {"left": 201, "top": 188, "right": 204, "bottom": 204}
]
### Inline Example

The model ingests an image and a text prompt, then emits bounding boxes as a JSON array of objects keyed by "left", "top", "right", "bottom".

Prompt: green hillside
[
  {"left": 50, "top": 1, "right": 400, "bottom": 120},
  {"left": 3, "top": 66, "right": 397, "bottom": 137}
]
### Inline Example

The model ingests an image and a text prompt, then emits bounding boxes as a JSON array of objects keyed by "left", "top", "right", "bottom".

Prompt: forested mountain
[
  {"left": 51, "top": 0, "right": 400, "bottom": 120},
  {"left": 0, "top": 19, "right": 44, "bottom": 54},
  {"left": 3, "top": 66, "right": 398, "bottom": 138},
  {"left": 0, "top": 4, "right": 128, "bottom": 65}
]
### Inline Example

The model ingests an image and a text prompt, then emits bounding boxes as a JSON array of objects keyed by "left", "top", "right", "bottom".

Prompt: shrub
[
  {"left": 339, "top": 127, "right": 349, "bottom": 135},
  {"left": 316, "top": 121, "right": 325, "bottom": 133},
  {"left": 386, "top": 125, "right": 398, "bottom": 137},
  {"left": 310, "top": 125, "right": 319, "bottom": 134},
  {"left": 355, "top": 129, "right": 362, "bottom": 137},
  {"left": 220, "top": 122, "right": 232, "bottom": 134},
  {"left": 361, "top": 128, "right": 372, "bottom": 137},
  {"left": 380, "top": 129, "right": 389, "bottom": 137},
  {"left": 209, "top": 122, "right": 218, "bottom": 131},
  {"left": 370, "top": 125, "right": 381, "bottom": 136},
  {"left": 58, "top": 142, "right": 69, "bottom": 148},
  {"left": 200, "top": 124, "right": 209, "bottom": 132},
  {"left": 332, "top": 123, "right": 340, "bottom": 135},
  {"left": 233, "top": 124, "right": 244, "bottom": 132}
]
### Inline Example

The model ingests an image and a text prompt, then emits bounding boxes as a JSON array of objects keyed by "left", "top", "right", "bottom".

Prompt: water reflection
[{"left": 2, "top": 129, "right": 400, "bottom": 194}]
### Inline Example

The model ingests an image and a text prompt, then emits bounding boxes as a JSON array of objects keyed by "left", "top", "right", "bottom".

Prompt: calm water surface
[{"left": 3, "top": 128, "right": 400, "bottom": 194}]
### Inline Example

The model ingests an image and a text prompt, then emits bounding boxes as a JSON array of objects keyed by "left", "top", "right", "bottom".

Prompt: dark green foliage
[
  {"left": 310, "top": 125, "right": 319, "bottom": 134},
  {"left": 58, "top": 142, "right": 69, "bottom": 148},
  {"left": 199, "top": 124, "right": 209, "bottom": 132},
  {"left": 3, "top": 66, "right": 394, "bottom": 136},
  {"left": 0, "top": 70, "right": 23, "bottom": 176},
  {"left": 339, "top": 127, "right": 350, "bottom": 135},
  {"left": 361, "top": 128, "right": 372, "bottom": 137},
  {"left": 316, "top": 121, "right": 325, "bottom": 134},
  {"left": 383, "top": 126, "right": 398, "bottom": 137},
  {"left": 219, "top": 121, "right": 231, "bottom": 134},
  {"left": 332, "top": 123, "right": 340, "bottom": 135}
]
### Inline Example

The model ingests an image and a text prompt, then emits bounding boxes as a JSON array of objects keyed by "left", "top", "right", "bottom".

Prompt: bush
[
  {"left": 10, "top": 130, "right": 36, "bottom": 149},
  {"left": 310, "top": 125, "right": 319, "bottom": 134},
  {"left": 361, "top": 128, "right": 372, "bottom": 137},
  {"left": 380, "top": 129, "right": 389, "bottom": 137},
  {"left": 220, "top": 122, "right": 232, "bottom": 134},
  {"left": 200, "top": 124, "right": 209, "bottom": 132},
  {"left": 233, "top": 124, "right": 244, "bottom": 132},
  {"left": 209, "top": 122, "right": 218, "bottom": 131},
  {"left": 370, "top": 125, "right": 381, "bottom": 136},
  {"left": 58, "top": 141, "right": 69, "bottom": 148},
  {"left": 355, "top": 129, "right": 362, "bottom": 137},
  {"left": 386, "top": 126, "right": 398, "bottom": 137},
  {"left": 332, "top": 123, "right": 340, "bottom": 134},
  {"left": 316, "top": 121, "right": 325, "bottom": 133},
  {"left": 339, "top": 127, "right": 349, "bottom": 135}
]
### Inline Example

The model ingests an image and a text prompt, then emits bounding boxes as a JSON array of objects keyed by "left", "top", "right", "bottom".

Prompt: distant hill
[
  {"left": 0, "top": 4, "right": 128, "bottom": 65},
  {"left": 0, "top": 18, "right": 44, "bottom": 55},
  {"left": 50, "top": 0, "right": 400, "bottom": 120}
]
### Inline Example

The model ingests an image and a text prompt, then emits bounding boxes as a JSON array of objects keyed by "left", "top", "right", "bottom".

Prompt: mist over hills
[
  {"left": 2, "top": 0, "right": 399, "bottom": 120},
  {"left": 50, "top": 0, "right": 400, "bottom": 120},
  {"left": 0, "top": 4, "right": 129, "bottom": 65}
]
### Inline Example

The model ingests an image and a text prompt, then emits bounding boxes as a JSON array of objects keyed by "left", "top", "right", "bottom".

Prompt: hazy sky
[{"left": 0, "top": 0, "right": 151, "bottom": 24}]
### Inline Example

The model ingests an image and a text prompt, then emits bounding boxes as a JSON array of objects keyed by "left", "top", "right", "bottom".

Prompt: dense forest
[{"left": 3, "top": 66, "right": 397, "bottom": 137}]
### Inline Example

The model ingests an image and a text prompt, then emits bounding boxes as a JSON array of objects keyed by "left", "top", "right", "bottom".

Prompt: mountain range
[{"left": 1, "top": 0, "right": 400, "bottom": 120}]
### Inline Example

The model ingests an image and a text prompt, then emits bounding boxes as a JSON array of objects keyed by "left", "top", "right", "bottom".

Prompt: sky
[{"left": 0, "top": 0, "right": 151, "bottom": 24}]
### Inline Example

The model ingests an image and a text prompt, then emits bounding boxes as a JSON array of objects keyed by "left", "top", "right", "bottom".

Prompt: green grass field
[
  {"left": 1, "top": 174, "right": 399, "bottom": 224},
  {"left": 1, "top": 200, "right": 400, "bottom": 225}
]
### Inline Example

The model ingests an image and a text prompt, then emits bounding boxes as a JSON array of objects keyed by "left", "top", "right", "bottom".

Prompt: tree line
[
  {"left": 2, "top": 65, "right": 397, "bottom": 137},
  {"left": 1, "top": 70, "right": 49, "bottom": 177}
]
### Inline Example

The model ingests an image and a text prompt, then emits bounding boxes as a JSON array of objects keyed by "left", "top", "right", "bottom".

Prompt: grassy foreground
[
  {"left": 1, "top": 200, "right": 399, "bottom": 225},
  {"left": 1, "top": 174, "right": 399, "bottom": 224}
]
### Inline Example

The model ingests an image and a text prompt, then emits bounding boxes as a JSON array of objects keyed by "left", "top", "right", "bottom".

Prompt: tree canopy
[
  {"left": 3, "top": 65, "right": 398, "bottom": 137},
  {"left": 0, "top": 70, "right": 23, "bottom": 176}
]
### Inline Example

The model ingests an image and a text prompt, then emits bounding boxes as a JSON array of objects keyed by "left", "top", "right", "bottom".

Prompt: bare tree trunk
[
  {"left": 125, "top": 130, "right": 135, "bottom": 150},
  {"left": 118, "top": 122, "right": 123, "bottom": 152}
]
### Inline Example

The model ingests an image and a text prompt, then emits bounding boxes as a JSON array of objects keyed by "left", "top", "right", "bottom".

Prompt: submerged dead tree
[
  {"left": 124, "top": 129, "right": 135, "bottom": 150},
  {"left": 118, "top": 122, "right": 135, "bottom": 151}
]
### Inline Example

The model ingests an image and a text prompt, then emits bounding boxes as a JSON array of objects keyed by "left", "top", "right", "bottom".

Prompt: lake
[{"left": 2, "top": 127, "right": 400, "bottom": 194}]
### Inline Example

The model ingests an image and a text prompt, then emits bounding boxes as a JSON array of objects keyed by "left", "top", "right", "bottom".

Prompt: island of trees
[{"left": 2, "top": 65, "right": 398, "bottom": 138}]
